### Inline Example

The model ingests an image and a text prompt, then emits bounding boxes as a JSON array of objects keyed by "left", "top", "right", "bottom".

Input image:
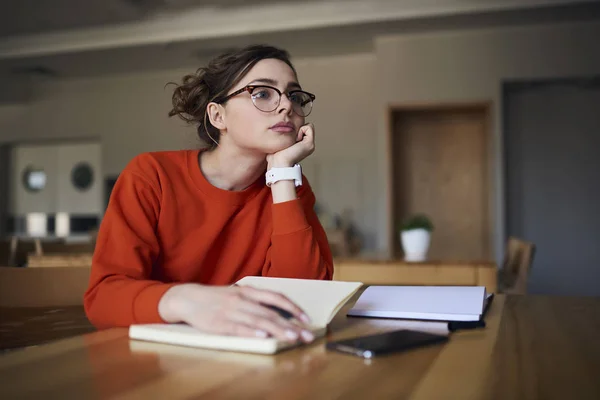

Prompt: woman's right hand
[{"left": 157, "top": 283, "right": 315, "bottom": 343}]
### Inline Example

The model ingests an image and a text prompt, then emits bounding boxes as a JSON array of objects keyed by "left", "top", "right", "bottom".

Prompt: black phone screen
[{"left": 325, "top": 329, "right": 448, "bottom": 358}]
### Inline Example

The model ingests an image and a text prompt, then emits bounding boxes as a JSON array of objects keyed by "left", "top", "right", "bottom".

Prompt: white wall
[
  {"left": 0, "top": 71, "right": 199, "bottom": 176},
  {"left": 294, "top": 54, "right": 379, "bottom": 249},
  {"left": 0, "top": 104, "right": 27, "bottom": 136},
  {"left": 0, "top": 75, "right": 32, "bottom": 103},
  {"left": 375, "top": 20, "right": 600, "bottom": 261}
]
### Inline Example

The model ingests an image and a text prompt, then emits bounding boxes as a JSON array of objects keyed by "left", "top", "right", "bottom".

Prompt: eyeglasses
[{"left": 216, "top": 85, "right": 316, "bottom": 117}]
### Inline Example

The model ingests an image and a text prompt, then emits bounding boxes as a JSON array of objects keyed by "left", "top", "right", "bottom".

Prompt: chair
[
  {"left": 7, "top": 236, "right": 43, "bottom": 267},
  {"left": 498, "top": 237, "right": 536, "bottom": 294}
]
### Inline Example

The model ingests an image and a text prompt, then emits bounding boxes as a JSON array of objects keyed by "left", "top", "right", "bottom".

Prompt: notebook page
[
  {"left": 235, "top": 277, "right": 362, "bottom": 327},
  {"left": 348, "top": 286, "right": 486, "bottom": 317}
]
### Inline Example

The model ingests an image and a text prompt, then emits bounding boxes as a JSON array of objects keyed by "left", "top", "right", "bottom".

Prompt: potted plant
[{"left": 400, "top": 214, "right": 434, "bottom": 262}]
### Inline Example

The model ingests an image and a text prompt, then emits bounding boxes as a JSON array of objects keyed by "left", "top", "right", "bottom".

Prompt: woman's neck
[{"left": 199, "top": 146, "right": 266, "bottom": 191}]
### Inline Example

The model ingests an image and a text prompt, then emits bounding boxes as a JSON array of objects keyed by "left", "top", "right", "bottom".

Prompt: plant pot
[{"left": 400, "top": 228, "right": 431, "bottom": 262}]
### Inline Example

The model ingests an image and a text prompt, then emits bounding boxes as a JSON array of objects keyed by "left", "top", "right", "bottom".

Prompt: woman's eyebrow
[{"left": 248, "top": 78, "right": 302, "bottom": 90}]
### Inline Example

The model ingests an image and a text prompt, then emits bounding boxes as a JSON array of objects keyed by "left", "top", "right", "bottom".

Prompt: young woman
[{"left": 84, "top": 45, "right": 333, "bottom": 344}]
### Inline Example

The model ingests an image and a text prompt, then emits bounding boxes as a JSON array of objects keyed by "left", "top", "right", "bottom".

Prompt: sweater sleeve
[
  {"left": 263, "top": 176, "right": 334, "bottom": 280},
  {"left": 84, "top": 164, "right": 177, "bottom": 329}
]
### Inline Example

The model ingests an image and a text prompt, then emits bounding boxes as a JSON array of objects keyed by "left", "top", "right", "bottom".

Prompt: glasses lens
[
  {"left": 250, "top": 87, "right": 279, "bottom": 112},
  {"left": 289, "top": 91, "right": 313, "bottom": 117}
]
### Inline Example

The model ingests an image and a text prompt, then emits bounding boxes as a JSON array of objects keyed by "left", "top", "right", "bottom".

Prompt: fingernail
[
  {"left": 300, "top": 313, "right": 311, "bottom": 324},
  {"left": 301, "top": 330, "right": 314, "bottom": 342},
  {"left": 286, "top": 330, "right": 299, "bottom": 340},
  {"left": 255, "top": 330, "right": 268, "bottom": 338}
]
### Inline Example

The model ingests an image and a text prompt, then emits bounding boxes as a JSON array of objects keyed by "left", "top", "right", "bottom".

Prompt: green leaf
[{"left": 400, "top": 213, "right": 434, "bottom": 232}]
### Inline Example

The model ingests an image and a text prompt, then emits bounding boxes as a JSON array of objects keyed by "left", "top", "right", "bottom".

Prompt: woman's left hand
[{"left": 267, "top": 123, "right": 315, "bottom": 168}]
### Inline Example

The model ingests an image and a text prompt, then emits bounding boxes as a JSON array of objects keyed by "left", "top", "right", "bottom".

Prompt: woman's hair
[{"left": 168, "top": 44, "right": 297, "bottom": 148}]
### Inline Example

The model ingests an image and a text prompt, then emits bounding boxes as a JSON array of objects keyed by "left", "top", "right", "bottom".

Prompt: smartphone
[{"left": 325, "top": 329, "right": 448, "bottom": 359}]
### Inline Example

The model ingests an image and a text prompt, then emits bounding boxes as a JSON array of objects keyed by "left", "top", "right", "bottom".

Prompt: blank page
[
  {"left": 235, "top": 276, "right": 363, "bottom": 327},
  {"left": 348, "top": 286, "right": 486, "bottom": 320}
]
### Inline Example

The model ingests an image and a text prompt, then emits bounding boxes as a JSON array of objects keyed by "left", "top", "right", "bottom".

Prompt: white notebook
[
  {"left": 347, "top": 286, "right": 490, "bottom": 322},
  {"left": 129, "top": 276, "right": 363, "bottom": 355}
]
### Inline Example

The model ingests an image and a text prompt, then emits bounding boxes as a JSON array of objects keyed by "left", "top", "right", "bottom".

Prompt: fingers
[
  {"left": 215, "top": 321, "right": 270, "bottom": 339},
  {"left": 298, "top": 124, "right": 315, "bottom": 155},
  {"left": 238, "top": 299, "right": 315, "bottom": 342},
  {"left": 298, "top": 123, "right": 314, "bottom": 142},
  {"left": 176, "top": 287, "right": 316, "bottom": 343},
  {"left": 239, "top": 286, "right": 311, "bottom": 325},
  {"left": 230, "top": 308, "right": 314, "bottom": 343},
  {"left": 202, "top": 316, "right": 314, "bottom": 343},
  {"left": 185, "top": 297, "right": 314, "bottom": 342}
]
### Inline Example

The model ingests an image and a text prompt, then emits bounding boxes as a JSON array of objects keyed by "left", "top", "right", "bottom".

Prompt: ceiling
[
  {"left": 0, "top": 0, "right": 289, "bottom": 37},
  {"left": 0, "top": 0, "right": 599, "bottom": 83}
]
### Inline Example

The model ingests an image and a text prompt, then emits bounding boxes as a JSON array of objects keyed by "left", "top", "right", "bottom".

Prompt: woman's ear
[{"left": 206, "top": 102, "right": 226, "bottom": 130}]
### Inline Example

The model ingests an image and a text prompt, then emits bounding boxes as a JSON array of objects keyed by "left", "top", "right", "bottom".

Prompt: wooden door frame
[{"left": 386, "top": 101, "right": 493, "bottom": 258}]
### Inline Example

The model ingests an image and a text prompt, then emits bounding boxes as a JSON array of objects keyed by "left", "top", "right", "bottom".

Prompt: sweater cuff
[
  {"left": 133, "top": 282, "right": 178, "bottom": 324},
  {"left": 272, "top": 199, "right": 310, "bottom": 235}
]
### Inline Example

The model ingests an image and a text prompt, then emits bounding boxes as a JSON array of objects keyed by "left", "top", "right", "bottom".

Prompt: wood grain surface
[{"left": 1, "top": 294, "right": 599, "bottom": 399}]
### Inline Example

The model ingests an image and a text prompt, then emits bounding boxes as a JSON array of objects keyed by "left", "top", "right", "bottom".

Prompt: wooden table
[
  {"left": 334, "top": 259, "right": 498, "bottom": 293},
  {"left": 1, "top": 294, "right": 599, "bottom": 399},
  {"left": 0, "top": 306, "right": 95, "bottom": 352}
]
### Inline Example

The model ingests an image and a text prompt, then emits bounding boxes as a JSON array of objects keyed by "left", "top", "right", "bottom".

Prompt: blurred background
[{"left": 0, "top": 0, "right": 599, "bottom": 297}]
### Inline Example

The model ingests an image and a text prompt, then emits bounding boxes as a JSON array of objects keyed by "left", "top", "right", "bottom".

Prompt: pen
[
  {"left": 263, "top": 304, "right": 295, "bottom": 320},
  {"left": 232, "top": 284, "right": 295, "bottom": 320}
]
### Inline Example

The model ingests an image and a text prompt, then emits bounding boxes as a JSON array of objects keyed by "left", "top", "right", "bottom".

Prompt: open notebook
[
  {"left": 129, "top": 277, "right": 363, "bottom": 355},
  {"left": 347, "top": 286, "right": 492, "bottom": 322}
]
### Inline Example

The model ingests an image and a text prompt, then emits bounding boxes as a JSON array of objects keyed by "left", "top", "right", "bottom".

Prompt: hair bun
[{"left": 167, "top": 44, "right": 296, "bottom": 149}]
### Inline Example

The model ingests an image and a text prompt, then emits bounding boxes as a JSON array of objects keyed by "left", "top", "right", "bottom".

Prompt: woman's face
[{"left": 218, "top": 58, "right": 307, "bottom": 155}]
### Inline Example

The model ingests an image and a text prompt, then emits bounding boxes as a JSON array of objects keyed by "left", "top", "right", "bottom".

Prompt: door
[
  {"left": 504, "top": 78, "right": 600, "bottom": 296},
  {"left": 391, "top": 106, "right": 492, "bottom": 261}
]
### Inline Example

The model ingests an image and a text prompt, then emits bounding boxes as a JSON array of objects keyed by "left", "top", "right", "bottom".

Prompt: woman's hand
[
  {"left": 267, "top": 123, "right": 315, "bottom": 168},
  {"left": 158, "top": 283, "right": 315, "bottom": 342}
]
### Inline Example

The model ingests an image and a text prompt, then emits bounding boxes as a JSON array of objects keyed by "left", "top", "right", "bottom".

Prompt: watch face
[{"left": 71, "top": 162, "right": 94, "bottom": 191}]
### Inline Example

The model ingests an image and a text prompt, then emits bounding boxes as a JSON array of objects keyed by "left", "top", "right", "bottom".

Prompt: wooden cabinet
[
  {"left": 333, "top": 259, "right": 497, "bottom": 293},
  {"left": 0, "top": 266, "right": 91, "bottom": 307}
]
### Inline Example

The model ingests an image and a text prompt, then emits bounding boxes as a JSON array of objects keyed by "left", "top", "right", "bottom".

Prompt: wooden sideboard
[
  {"left": 0, "top": 266, "right": 91, "bottom": 307},
  {"left": 333, "top": 259, "right": 497, "bottom": 293}
]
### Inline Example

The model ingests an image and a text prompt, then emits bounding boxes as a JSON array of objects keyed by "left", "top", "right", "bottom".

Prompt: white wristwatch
[{"left": 265, "top": 164, "right": 302, "bottom": 187}]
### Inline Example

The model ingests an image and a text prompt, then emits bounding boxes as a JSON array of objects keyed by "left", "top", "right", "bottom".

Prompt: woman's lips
[{"left": 270, "top": 122, "right": 295, "bottom": 133}]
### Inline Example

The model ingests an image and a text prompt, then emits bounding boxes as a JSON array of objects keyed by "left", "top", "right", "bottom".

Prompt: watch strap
[{"left": 265, "top": 164, "right": 302, "bottom": 187}]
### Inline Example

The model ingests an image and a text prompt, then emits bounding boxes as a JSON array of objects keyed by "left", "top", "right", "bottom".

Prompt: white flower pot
[{"left": 400, "top": 228, "right": 431, "bottom": 262}]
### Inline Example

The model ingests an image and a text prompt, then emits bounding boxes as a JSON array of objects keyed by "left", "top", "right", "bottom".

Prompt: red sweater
[{"left": 84, "top": 150, "right": 333, "bottom": 329}]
